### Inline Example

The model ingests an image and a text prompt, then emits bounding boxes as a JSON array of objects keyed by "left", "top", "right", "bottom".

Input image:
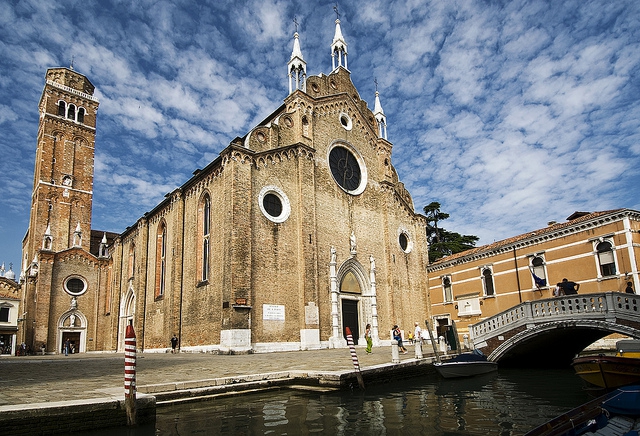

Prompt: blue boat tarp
[{"left": 602, "top": 385, "right": 640, "bottom": 416}]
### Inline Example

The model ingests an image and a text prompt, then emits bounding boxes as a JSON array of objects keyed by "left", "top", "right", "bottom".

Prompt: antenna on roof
[{"left": 70, "top": 56, "right": 74, "bottom": 70}]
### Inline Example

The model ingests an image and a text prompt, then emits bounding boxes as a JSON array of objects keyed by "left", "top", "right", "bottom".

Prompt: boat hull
[
  {"left": 571, "top": 355, "right": 640, "bottom": 389},
  {"left": 524, "top": 385, "right": 640, "bottom": 436},
  {"left": 434, "top": 361, "right": 498, "bottom": 378}
]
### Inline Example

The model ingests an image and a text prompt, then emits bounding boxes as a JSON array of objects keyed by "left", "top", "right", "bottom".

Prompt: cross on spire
[
  {"left": 374, "top": 78, "right": 378, "bottom": 92},
  {"left": 333, "top": 3, "right": 340, "bottom": 20},
  {"left": 293, "top": 16, "right": 299, "bottom": 33}
]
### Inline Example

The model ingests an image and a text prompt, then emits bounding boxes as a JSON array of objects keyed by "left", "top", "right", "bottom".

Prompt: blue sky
[{"left": 1, "top": 0, "right": 639, "bottom": 277}]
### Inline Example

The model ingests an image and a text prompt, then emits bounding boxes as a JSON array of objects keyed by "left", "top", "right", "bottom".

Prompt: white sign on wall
[{"left": 263, "top": 304, "right": 285, "bottom": 321}]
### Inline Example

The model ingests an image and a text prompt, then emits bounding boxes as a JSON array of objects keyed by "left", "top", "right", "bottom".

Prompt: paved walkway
[{"left": 0, "top": 345, "right": 432, "bottom": 406}]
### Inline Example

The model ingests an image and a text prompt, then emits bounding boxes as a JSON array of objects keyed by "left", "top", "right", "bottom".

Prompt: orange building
[{"left": 427, "top": 210, "right": 640, "bottom": 346}]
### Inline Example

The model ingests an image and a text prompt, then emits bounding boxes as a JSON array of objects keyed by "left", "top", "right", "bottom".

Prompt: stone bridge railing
[{"left": 470, "top": 292, "right": 640, "bottom": 346}]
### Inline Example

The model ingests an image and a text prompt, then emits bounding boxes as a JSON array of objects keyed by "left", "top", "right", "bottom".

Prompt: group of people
[
  {"left": 392, "top": 322, "right": 424, "bottom": 354},
  {"left": 553, "top": 278, "right": 580, "bottom": 296},
  {"left": 553, "top": 278, "right": 635, "bottom": 296},
  {"left": 363, "top": 322, "right": 425, "bottom": 355}
]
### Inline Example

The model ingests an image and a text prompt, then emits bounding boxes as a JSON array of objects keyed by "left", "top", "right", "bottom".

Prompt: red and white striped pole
[
  {"left": 124, "top": 321, "right": 137, "bottom": 425},
  {"left": 345, "top": 327, "right": 365, "bottom": 389}
]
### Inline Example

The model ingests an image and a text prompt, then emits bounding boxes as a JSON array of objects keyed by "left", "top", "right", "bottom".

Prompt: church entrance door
[
  {"left": 61, "top": 332, "right": 81, "bottom": 354},
  {"left": 342, "top": 299, "right": 359, "bottom": 345}
]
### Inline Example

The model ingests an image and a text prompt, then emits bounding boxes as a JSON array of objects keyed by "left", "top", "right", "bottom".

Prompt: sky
[{"left": 1, "top": 0, "right": 639, "bottom": 277}]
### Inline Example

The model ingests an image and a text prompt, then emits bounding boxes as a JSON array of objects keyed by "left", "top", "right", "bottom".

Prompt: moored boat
[
  {"left": 433, "top": 349, "right": 498, "bottom": 378},
  {"left": 571, "top": 339, "right": 640, "bottom": 389},
  {"left": 524, "top": 384, "right": 640, "bottom": 436}
]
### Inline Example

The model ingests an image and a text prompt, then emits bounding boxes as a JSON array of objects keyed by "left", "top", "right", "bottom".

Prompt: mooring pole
[
  {"left": 124, "top": 321, "right": 137, "bottom": 425},
  {"left": 345, "top": 327, "right": 365, "bottom": 390},
  {"left": 425, "top": 319, "right": 441, "bottom": 363}
]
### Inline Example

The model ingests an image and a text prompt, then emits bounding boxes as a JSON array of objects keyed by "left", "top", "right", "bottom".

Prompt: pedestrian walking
[
  {"left": 365, "top": 324, "right": 372, "bottom": 354},
  {"left": 64, "top": 339, "right": 70, "bottom": 356},
  {"left": 171, "top": 334, "right": 179, "bottom": 353},
  {"left": 414, "top": 321, "right": 422, "bottom": 345}
]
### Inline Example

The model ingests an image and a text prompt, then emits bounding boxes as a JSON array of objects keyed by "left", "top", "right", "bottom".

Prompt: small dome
[{"left": 5, "top": 264, "right": 16, "bottom": 280}]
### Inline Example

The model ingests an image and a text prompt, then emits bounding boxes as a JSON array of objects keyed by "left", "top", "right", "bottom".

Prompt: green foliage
[{"left": 423, "top": 201, "right": 479, "bottom": 263}]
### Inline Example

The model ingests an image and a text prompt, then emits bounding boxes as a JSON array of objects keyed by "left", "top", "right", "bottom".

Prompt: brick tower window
[{"left": 67, "top": 104, "right": 76, "bottom": 120}]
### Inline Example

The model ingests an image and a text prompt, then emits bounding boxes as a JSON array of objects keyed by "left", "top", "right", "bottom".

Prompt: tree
[{"left": 423, "top": 201, "right": 479, "bottom": 263}]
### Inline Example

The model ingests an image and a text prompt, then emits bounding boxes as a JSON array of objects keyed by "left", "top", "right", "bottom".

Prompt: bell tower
[{"left": 23, "top": 67, "right": 99, "bottom": 269}]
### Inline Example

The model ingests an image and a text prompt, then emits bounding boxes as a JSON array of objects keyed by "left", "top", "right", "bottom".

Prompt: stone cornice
[
  {"left": 427, "top": 208, "right": 639, "bottom": 272},
  {"left": 46, "top": 80, "right": 99, "bottom": 102}
]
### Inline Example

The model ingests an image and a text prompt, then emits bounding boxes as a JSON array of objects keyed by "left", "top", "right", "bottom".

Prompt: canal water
[{"left": 83, "top": 367, "right": 592, "bottom": 435}]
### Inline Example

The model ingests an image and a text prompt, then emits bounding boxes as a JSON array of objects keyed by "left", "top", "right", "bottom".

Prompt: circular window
[
  {"left": 398, "top": 230, "right": 413, "bottom": 253},
  {"left": 64, "top": 276, "right": 87, "bottom": 296},
  {"left": 328, "top": 145, "right": 367, "bottom": 194},
  {"left": 263, "top": 193, "right": 282, "bottom": 217},
  {"left": 259, "top": 186, "right": 291, "bottom": 223},
  {"left": 339, "top": 113, "right": 352, "bottom": 130}
]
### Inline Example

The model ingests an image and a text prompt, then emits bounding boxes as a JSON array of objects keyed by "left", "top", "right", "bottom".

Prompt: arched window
[
  {"left": 596, "top": 241, "right": 616, "bottom": 277},
  {"left": 443, "top": 276, "right": 453, "bottom": 303},
  {"left": 531, "top": 256, "right": 547, "bottom": 288},
  {"left": 67, "top": 104, "right": 76, "bottom": 120},
  {"left": 58, "top": 101, "right": 66, "bottom": 117},
  {"left": 77, "top": 107, "right": 85, "bottom": 124},
  {"left": 201, "top": 195, "right": 211, "bottom": 282},
  {"left": 155, "top": 222, "right": 167, "bottom": 298},
  {"left": 482, "top": 267, "right": 495, "bottom": 296}
]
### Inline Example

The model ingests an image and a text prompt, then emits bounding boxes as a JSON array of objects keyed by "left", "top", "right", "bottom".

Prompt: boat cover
[{"left": 601, "top": 385, "right": 640, "bottom": 416}]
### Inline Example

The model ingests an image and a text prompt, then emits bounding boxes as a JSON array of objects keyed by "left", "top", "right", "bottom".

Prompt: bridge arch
[{"left": 470, "top": 292, "right": 640, "bottom": 367}]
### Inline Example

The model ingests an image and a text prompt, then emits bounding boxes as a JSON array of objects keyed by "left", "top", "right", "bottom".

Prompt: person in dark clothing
[
  {"left": 170, "top": 334, "right": 178, "bottom": 353},
  {"left": 626, "top": 281, "right": 634, "bottom": 294},
  {"left": 560, "top": 278, "right": 580, "bottom": 295},
  {"left": 392, "top": 325, "right": 407, "bottom": 354}
]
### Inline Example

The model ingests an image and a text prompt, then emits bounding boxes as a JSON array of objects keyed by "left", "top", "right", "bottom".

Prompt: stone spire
[
  {"left": 98, "top": 232, "right": 108, "bottom": 258},
  {"left": 373, "top": 82, "right": 387, "bottom": 140},
  {"left": 331, "top": 6, "right": 348, "bottom": 71},
  {"left": 288, "top": 23, "right": 307, "bottom": 94}
]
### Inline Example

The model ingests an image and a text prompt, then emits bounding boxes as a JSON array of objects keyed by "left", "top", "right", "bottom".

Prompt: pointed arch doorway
[
  {"left": 340, "top": 269, "right": 362, "bottom": 345},
  {"left": 341, "top": 299, "right": 359, "bottom": 344}
]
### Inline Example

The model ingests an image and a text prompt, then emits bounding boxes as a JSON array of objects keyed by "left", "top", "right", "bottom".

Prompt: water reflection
[{"left": 78, "top": 368, "right": 591, "bottom": 435}]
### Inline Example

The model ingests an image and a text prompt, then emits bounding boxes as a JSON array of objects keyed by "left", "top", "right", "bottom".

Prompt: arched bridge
[{"left": 469, "top": 292, "right": 640, "bottom": 367}]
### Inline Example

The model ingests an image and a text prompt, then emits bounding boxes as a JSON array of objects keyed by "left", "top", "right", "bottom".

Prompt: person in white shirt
[{"left": 414, "top": 322, "right": 422, "bottom": 345}]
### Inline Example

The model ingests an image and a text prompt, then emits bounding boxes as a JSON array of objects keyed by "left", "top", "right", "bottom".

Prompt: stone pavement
[{"left": 0, "top": 345, "right": 433, "bottom": 406}]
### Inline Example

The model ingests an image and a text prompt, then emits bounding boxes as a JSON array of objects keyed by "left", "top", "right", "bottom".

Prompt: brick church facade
[{"left": 19, "top": 19, "right": 432, "bottom": 354}]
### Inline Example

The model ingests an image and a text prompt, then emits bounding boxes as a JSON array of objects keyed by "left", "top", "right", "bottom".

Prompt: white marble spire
[
  {"left": 374, "top": 88, "right": 387, "bottom": 140},
  {"left": 331, "top": 8, "right": 348, "bottom": 71},
  {"left": 288, "top": 18, "right": 306, "bottom": 94}
]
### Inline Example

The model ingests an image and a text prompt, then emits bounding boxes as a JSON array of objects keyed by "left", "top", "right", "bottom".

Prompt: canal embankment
[{"left": 0, "top": 345, "right": 437, "bottom": 434}]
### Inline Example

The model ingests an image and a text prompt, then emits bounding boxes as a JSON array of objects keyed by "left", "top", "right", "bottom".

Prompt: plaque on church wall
[
  {"left": 305, "top": 302, "right": 319, "bottom": 325},
  {"left": 263, "top": 304, "right": 285, "bottom": 321}
]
